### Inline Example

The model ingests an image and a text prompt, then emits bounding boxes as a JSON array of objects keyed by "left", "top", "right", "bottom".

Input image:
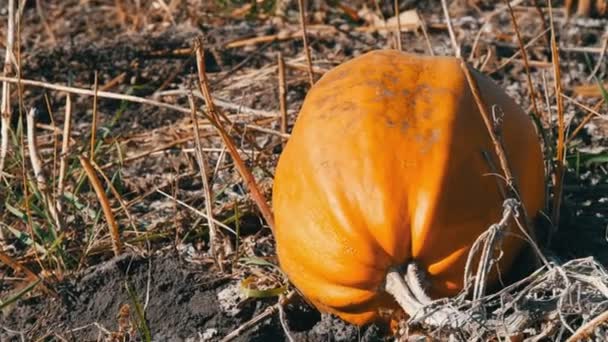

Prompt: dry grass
[{"left": 0, "top": 0, "right": 606, "bottom": 341}]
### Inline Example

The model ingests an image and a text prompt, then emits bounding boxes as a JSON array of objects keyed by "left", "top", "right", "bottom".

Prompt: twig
[
  {"left": 220, "top": 291, "right": 295, "bottom": 342},
  {"left": 194, "top": 38, "right": 275, "bottom": 232},
  {"left": 277, "top": 52, "right": 288, "bottom": 145},
  {"left": 564, "top": 96, "right": 605, "bottom": 144},
  {"left": 79, "top": 156, "right": 122, "bottom": 256},
  {"left": 441, "top": 0, "right": 460, "bottom": 58},
  {"left": 394, "top": 0, "right": 402, "bottom": 51},
  {"left": 0, "top": 0, "right": 16, "bottom": 176},
  {"left": 297, "top": 0, "right": 315, "bottom": 86},
  {"left": 278, "top": 294, "right": 295, "bottom": 342},
  {"left": 504, "top": 0, "right": 542, "bottom": 119},
  {"left": 566, "top": 309, "right": 608, "bottom": 342}
]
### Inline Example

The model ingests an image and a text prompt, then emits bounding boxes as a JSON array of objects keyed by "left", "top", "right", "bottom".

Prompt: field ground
[{"left": 0, "top": 1, "right": 607, "bottom": 341}]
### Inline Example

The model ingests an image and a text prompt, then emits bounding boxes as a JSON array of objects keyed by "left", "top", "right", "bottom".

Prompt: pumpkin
[{"left": 272, "top": 50, "right": 545, "bottom": 326}]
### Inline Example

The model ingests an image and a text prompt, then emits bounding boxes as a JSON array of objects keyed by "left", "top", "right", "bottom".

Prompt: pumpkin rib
[{"left": 278, "top": 152, "right": 394, "bottom": 282}]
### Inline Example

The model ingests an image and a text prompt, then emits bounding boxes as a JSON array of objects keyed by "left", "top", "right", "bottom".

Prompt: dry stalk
[
  {"left": 297, "top": 0, "right": 315, "bottom": 86},
  {"left": 57, "top": 93, "right": 73, "bottom": 209},
  {"left": 187, "top": 93, "right": 224, "bottom": 263},
  {"left": 456, "top": 60, "right": 547, "bottom": 310},
  {"left": 90, "top": 72, "right": 99, "bottom": 160},
  {"left": 0, "top": 0, "right": 16, "bottom": 176},
  {"left": 464, "top": 199, "right": 518, "bottom": 300},
  {"left": 157, "top": 89, "right": 280, "bottom": 118},
  {"left": 194, "top": 39, "right": 275, "bottom": 232},
  {"left": 35, "top": 0, "right": 56, "bottom": 43},
  {"left": 418, "top": 11, "right": 434, "bottom": 56},
  {"left": 441, "top": 0, "right": 460, "bottom": 58},
  {"left": 587, "top": 36, "right": 608, "bottom": 81},
  {"left": 155, "top": 189, "right": 236, "bottom": 235},
  {"left": 548, "top": 1, "right": 566, "bottom": 235},
  {"left": 0, "top": 75, "right": 189, "bottom": 114},
  {"left": 394, "top": 0, "right": 402, "bottom": 51},
  {"left": 42, "top": 94, "right": 59, "bottom": 212},
  {"left": 89, "top": 159, "right": 138, "bottom": 235},
  {"left": 79, "top": 156, "right": 122, "bottom": 256},
  {"left": 490, "top": 28, "right": 551, "bottom": 74},
  {"left": 459, "top": 63, "right": 531, "bottom": 227},
  {"left": 27, "top": 108, "right": 62, "bottom": 230},
  {"left": 0, "top": 75, "right": 282, "bottom": 120},
  {"left": 26, "top": 109, "right": 45, "bottom": 191},
  {"left": 531, "top": 0, "right": 550, "bottom": 46},
  {"left": 277, "top": 52, "right": 288, "bottom": 145},
  {"left": 504, "top": 0, "right": 542, "bottom": 119},
  {"left": 224, "top": 24, "right": 420, "bottom": 50}
]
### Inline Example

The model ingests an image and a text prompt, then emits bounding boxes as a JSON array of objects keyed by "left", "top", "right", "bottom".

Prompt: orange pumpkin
[{"left": 272, "top": 50, "right": 545, "bottom": 326}]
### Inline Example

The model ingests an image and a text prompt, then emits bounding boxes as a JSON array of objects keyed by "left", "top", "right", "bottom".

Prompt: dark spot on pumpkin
[
  {"left": 342, "top": 116, "right": 361, "bottom": 133},
  {"left": 329, "top": 69, "right": 349, "bottom": 83},
  {"left": 326, "top": 101, "right": 357, "bottom": 115},
  {"left": 313, "top": 94, "right": 333, "bottom": 109},
  {"left": 420, "top": 109, "right": 433, "bottom": 120},
  {"left": 339, "top": 102, "right": 357, "bottom": 112},
  {"left": 368, "top": 83, "right": 396, "bottom": 103},
  {"left": 382, "top": 72, "right": 400, "bottom": 85},
  {"left": 400, "top": 120, "right": 410, "bottom": 133},
  {"left": 381, "top": 88, "right": 395, "bottom": 98},
  {"left": 364, "top": 79, "right": 384, "bottom": 89}
]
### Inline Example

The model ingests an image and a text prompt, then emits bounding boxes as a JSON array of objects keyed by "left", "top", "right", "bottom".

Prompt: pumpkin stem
[
  {"left": 385, "top": 262, "right": 464, "bottom": 328},
  {"left": 406, "top": 262, "right": 432, "bottom": 304},
  {"left": 385, "top": 267, "right": 423, "bottom": 315}
]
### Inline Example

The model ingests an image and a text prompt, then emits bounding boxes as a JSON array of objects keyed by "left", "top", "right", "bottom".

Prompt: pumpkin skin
[{"left": 272, "top": 50, "right": 545, "bottom": 326}]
